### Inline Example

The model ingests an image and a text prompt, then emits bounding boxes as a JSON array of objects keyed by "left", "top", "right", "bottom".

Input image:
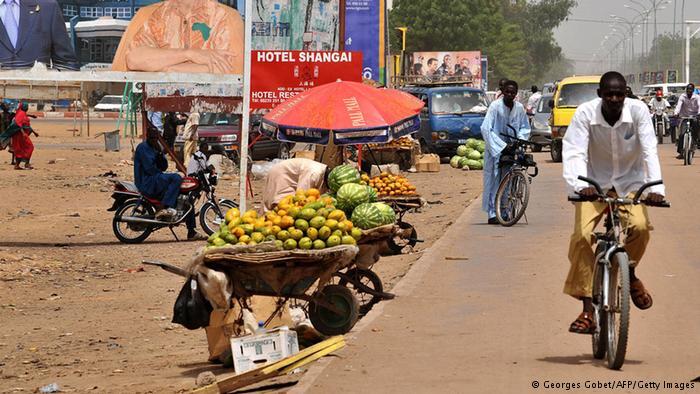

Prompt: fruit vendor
[
  {"left": 480, "top": 80, "right": 530, "bottom": 224},
  {"left": 262, "top": 158, "right": 331, "bottom": 211}
]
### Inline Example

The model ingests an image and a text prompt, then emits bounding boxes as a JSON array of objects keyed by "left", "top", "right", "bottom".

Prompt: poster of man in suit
[{"left": 0, "top": 0, "right": 77, "bottom": 70}]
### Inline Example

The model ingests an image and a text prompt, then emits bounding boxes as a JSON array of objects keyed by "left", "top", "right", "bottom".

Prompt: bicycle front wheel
[
  {"left": 495, "top": 170, "right": 530, "bottom": 227},
  {"left": 606, "top": 252, "right": 630, "bottom": 370},
  {"left": 591, "top": 242, "right": 607, "bottom": 360}
]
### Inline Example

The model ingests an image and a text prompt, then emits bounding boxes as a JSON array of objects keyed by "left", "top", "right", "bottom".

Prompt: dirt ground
[{"left": 0, "top": 119, "right": 481, "bottom": 393}]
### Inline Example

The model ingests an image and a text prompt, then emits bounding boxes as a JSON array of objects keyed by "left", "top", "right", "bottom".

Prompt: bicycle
[
  {"left": 494, "top": 127, "right": 541, "bottom": 226},
  {"left": 568, "top": 176, "right": 669, "bottom": 370},
  {"left": 678, "top": 116, "right": 695, "bottom": 166}
]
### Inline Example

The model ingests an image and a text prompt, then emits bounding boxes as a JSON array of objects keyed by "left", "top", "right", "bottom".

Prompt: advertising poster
[
  {"left": 251, "top": 0, "right": 340, "bottom": 51},
  {"left": 407, "top": 51, "right": 482, "bottom": 89},
  {"left": 344, "top": 0, "right": 385, "bottom": 84},
  {"left": 667, "top": 70, "right": 678, "bottom": 84},
  {"left": 250, "top": 50, "right": 363, "bottom": 110}
]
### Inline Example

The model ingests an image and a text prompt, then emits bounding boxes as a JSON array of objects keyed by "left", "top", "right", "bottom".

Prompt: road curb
[
  {"left": 289, "top": 196, "right": 482, "bottom": 393},
  {"left": 32, "top": 112, "right": 126, "bottom": 119}
]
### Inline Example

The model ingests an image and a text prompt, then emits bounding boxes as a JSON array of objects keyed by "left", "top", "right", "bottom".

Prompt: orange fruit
[{"left": 306, "top": 188, "right": 321, "bottom": 198}]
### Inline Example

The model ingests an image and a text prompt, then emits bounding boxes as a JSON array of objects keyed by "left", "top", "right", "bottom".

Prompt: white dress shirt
[
  {"left": 563, "top": 98, "right": 665, "bottom": 197},
  {"left": 0, "top": 0, "right": 20, "bottom": 27},
  {"left": 673, "top": 93, "right": 700, "bottom": 117}
]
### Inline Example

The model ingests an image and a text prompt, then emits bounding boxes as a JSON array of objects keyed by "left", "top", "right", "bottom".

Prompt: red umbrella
[{"left": 262, "top": 80, "right": 424, "bottom": 145}]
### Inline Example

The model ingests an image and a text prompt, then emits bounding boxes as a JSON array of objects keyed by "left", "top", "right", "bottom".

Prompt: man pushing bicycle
[{"left": 562, "top": 72, "right": 665, "bottom": 334}]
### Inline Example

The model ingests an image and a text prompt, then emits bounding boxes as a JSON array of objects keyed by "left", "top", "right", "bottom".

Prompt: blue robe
[
  {"left": 480, "top": 99, "right": 531, "bottom": 218},
  {"left": 134, "top": 141, "right": 182, "bottom": 208}
]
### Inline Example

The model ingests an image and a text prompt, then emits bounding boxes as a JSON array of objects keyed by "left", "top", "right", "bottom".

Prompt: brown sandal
[
  {"left": 630, "top": 279, "right": 653, "bottom": 310},
  {"left": 569, "top": 311, "right": 596, "bottom": 334}
]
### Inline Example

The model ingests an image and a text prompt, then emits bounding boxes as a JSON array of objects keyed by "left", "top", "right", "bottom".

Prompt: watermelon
[
  {"left": 366, "top": 185, "right": 378, "bottom": 202},
  {"left": 466, "top": 159, "right": 482, "bottom": 170},
  {"left": 475, "top": 140, "right": 486, "bottom": 153},
  {"left": 467, "top": 150, "right": 482, "bottom": 160},
  {"left": 328, "top": 164, "right": 361, "bottom": 192},
  {"left": 456, "top": 145, "right": 469, "bottom": 157},
  {"left": 450, "top": 156, "right": 461, "bottom": 168},
  {"left": 336, "top": 183, "right": 370, "bottom": 213},
  {"left": 467, "top": 138, "right": 480, "bottom": 149},
  {"left": 351, "top": 203, "right": 385, "bottom": 230},
  {"left": 458, "top": 157, "right": 470, "bottom": 168},
  {"left": 372, "top": 202, "right": 396, "bottom": 225}
]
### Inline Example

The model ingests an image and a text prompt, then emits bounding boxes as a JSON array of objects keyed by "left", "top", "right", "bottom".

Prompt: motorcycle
[
  {"left": 108, "top": 160, "right": 237, "bottom": 244},
  {"left": 652, "top": 110, "right": 667, "bottom": 145}
]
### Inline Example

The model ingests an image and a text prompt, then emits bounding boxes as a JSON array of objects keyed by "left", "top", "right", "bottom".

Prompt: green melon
[
  {"left": 450, "top": 156, "right": 461, "bottom": 168},
  {"left": 366, "top": 185, "right": 378, "bottom": 202},
  {"left": 467, "top": 138, "right": 479, "bottom": 149},
  {"left": 351, "top": 203, "right": 385, "bottom": 230},
  {"left": 466, "top": 159, "right": 482, "bottom": 170},
  {"left": 467, "top": 150, "right": 482, "bottom": 160},
  {"left": 372, "top": 202, "right": 396, "bottom": 225},
  {"left": 458, "top": 157, "right": 470, "bottom": 168},
  {"left": 336, "top": 183, "right": 370, "bottom": 213},
  {"left": 328, "top": 164, "right": 361, "bottom": 192},
  {"left": 456, "top": 145, "right": 469, "bottom": 157}
]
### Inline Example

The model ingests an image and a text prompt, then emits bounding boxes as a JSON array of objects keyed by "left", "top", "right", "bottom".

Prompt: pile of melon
[
  {"left": 451, "top": 138, "right": 485, "bottom": 170},
  {"left": 327, "top": 165, "right": 397, "bottom": 230},
  {"left": 207, "top": 189, "right": 361, "bottom": 250}
]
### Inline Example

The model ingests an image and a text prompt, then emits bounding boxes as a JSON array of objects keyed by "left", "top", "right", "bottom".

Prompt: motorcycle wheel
[
  {"left": 112, "top": 200, "right": 154, "bottom": 244},
  {"left": 199, "top": 199, "right": 238, "bottom": 235}
]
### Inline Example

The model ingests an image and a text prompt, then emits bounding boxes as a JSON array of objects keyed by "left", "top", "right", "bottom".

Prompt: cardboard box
[
  {"left": 415, "top": 154, "right": 440, "bottom": 172},
  {"left": 230, "top": 327, "right": 299, "bottom": 373},
  {"left": 294, "top": 150, "right": 316, "bottom": 160}
]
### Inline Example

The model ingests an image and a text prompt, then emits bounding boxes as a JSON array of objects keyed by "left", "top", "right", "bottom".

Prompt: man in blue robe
[{"left": 480, "top": 80, "right": 531, "bottom": 224}]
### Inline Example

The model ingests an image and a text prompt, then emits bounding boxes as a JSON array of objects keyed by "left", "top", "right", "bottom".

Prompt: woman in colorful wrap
[{"left": 0, "top": 103, "right": 37, "bottom": 170}]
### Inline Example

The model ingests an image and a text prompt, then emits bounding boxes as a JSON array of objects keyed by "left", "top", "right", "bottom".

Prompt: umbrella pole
[
  {"left": 357, "top": 144, "right": 362, "bottom": 171},
  {"left": 364, "top": 145, "right": 383, "bottom": 175}
]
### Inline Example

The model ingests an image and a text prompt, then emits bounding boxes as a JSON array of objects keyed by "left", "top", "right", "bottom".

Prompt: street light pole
[{"left": 685, "top": 20, "right": 700, "bottom": 83}]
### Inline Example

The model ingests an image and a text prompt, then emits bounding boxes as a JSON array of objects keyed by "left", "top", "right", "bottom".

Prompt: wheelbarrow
[
  {"left": 144, "top": 243, "right": 361, "bottom": 336},
  {"left": 378, "top": 195, "right": 425, "bottom": 254}
]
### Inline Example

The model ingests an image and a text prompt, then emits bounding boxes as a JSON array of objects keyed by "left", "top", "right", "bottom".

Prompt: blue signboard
[{"left": 345, "top": 0, "right": 384, "bottom": 83}]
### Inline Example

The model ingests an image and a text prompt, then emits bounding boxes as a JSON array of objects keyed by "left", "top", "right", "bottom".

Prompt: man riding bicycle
[
  {"left": 673, "top": 83, "right": 700, "bottom": 159},
  {"left": 562, "top": 72, "right": 665, "bottom": 334}
]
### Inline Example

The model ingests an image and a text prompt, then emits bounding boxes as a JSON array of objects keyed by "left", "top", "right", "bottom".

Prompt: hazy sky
[{"left": 555, "top": 0, "right": 700, "bottom": 73}]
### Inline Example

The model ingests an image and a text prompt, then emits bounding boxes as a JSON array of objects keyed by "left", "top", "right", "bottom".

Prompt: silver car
[{"left": 529, "top": 94, "right": 552, "bottom": 152}]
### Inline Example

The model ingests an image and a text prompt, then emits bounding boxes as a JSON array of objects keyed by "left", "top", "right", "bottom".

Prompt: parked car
[
  {"left": 529, "top": 93, "right": 553, "bottom": 152},
  {"left": 401, "top": 85, "right": 488, "bottom": 157},
  {"left": 549, "top": 75, "right": 601, "bottom": 162},
  {"left": 174, "top": 113, "right": 292, "bottom": 163},
  {"left": 94, "top": 95, "right": 125, "bottom": 112}
]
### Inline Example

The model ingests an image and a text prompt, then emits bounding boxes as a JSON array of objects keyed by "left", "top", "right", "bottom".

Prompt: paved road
[{"left": 302, "top": 144, "right": 700, "bottom": 393}]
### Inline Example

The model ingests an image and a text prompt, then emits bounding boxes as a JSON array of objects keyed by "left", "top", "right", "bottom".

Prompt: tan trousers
[
  {"left": 564, "top": 198, "right": 651, "bottom": 299},
  {"left": 183, "top": 139, "right": 197, "bottom": 163}
]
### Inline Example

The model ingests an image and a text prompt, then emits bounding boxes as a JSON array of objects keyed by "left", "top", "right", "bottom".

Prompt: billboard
[
  {"left": 344, "top": 0, "right": 386, "bottom": 84},
  {"left": 250, "top": 50, "right": 363, "bottom": 110},
  {"left": 407, "top": 51, "right": 483, "bottom": 89}
]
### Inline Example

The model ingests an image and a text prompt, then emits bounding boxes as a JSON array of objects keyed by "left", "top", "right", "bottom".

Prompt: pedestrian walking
[
  {"left": 8, "top": 102, "right": 37, "bottom": 169},
  {"left": 182, "top": 113, "right": 201, "bottom": 162}
]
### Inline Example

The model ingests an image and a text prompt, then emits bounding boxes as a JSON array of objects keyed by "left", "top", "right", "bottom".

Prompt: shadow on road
[
  {"left": 537, "top": 354, "right": 643, "bottom": 367},
  {"left": 0, "top": 239, "right": 199, "bottom": 248}
]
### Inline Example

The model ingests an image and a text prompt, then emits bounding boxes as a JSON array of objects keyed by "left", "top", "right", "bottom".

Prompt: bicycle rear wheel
[
  {"left": 495, "top": 170, "right": 530, "bottom": 227},
  {"left": 591, "top": 242, "right": 607, "bottom": 360},
  {"left": 606, "top": 252, "right": 630, "bottom": 370}
]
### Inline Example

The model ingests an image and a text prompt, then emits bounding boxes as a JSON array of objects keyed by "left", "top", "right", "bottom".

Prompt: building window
[
  {"left": 89, "top": 41, "right": 103, "bottom": 62},
  {"left": 62, "top": 4, "right": 77, "bottom": 18},
  {"left": 116, "top": 8, "right": 131, "bottom": 19},
  {"left": 80, "top": 7, "right": 103, "bottom": 18}
]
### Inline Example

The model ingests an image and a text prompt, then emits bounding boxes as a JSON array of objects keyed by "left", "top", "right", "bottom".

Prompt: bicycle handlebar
[
  {"left": 499, "top": 133, "right": 545, "bottom": 148},
  {"left": 567, "top": 176, "right": 670, "bottom": 208}
]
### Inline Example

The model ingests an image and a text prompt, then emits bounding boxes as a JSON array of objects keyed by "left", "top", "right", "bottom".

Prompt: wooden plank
[
  {"left": 278, "top": 340, "right": 346, "bottom": 374},
  {"left": 199, "top": 336, "right": 346, "bottom": 394}
]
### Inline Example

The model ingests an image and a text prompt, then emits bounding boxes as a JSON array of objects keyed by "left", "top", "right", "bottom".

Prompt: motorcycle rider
[
  {"left": 673, "top": 83, "right": 700, "bottom": 159},
  {"left": 134, "top": 128, "right": 203, "bottom": 239},
  {"left": 648, "top": 90, "right": 670, "bottom": 135}
]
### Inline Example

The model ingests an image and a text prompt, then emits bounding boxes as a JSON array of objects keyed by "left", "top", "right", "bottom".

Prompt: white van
[
  {"left": 94, "top": 95, "right": 125, "bottom": 112},
  {"left": 642, "top": 83, "right": 687, "bottom": 97}
]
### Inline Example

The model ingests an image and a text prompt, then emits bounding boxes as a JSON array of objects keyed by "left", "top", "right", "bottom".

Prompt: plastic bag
[{"left": 172, "top": 275, "right": 213, "bottom": 330}]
